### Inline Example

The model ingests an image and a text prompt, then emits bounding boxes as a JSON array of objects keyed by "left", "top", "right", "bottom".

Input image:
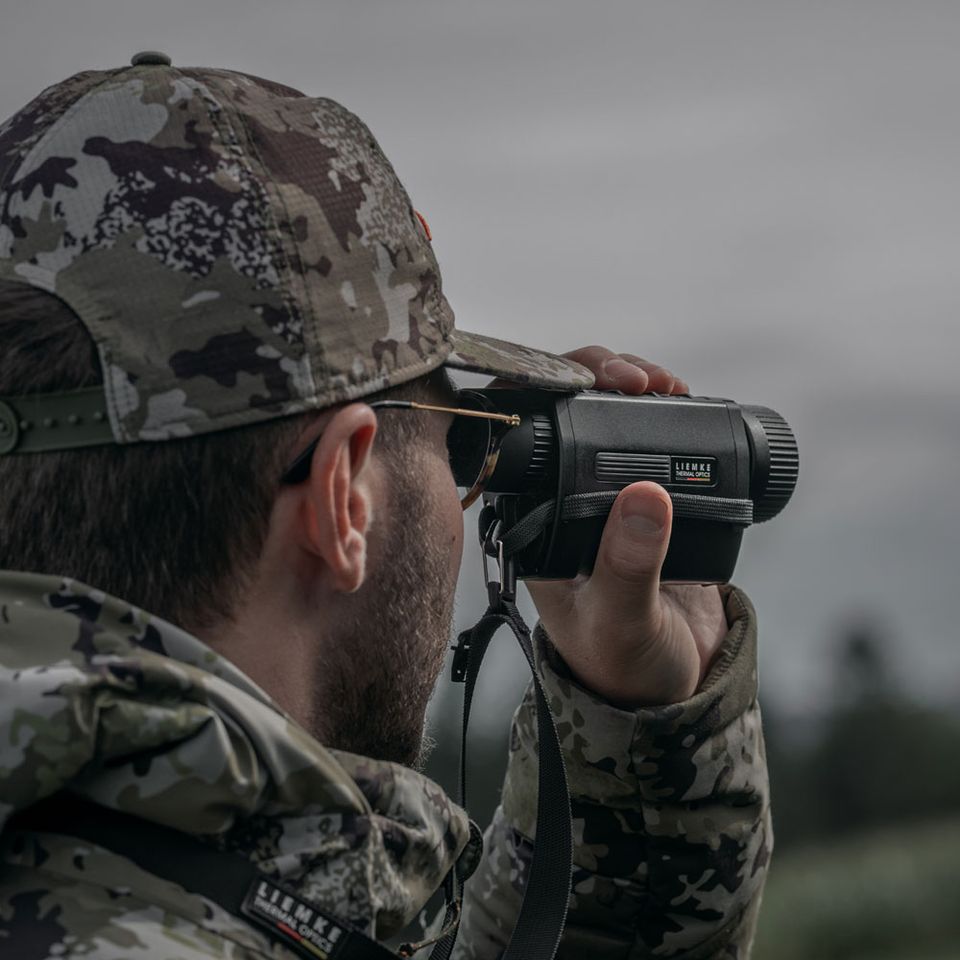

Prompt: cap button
[{"left": 131, "top": 51, "right": 172, "bottom": 67}]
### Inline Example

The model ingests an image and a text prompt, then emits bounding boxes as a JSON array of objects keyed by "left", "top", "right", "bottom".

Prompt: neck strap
[{"left": 436, "top": 509, "right": 573, "bottom": 960}]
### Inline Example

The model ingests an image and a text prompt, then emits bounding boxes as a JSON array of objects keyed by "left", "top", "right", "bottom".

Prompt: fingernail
[
  {"left": 621, "top": 494, "right": 668, "bottom": 537},
  {"left": 602, "top": 357, "right": 639, "bottom": 381}
]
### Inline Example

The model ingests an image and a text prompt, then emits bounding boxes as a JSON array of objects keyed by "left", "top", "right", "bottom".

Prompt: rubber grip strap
[{"left": 500, "top": 490, "right": 754, "bottom": 557}]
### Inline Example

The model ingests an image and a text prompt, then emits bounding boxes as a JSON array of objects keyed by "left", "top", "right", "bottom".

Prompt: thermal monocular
[{"left": 448, "top": 388, "right": 799, "bottom": 584}]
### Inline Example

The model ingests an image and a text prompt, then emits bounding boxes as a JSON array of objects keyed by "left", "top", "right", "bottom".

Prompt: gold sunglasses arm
[
  {"left": 370, "top": 399, "right": 520, "bottom": 427},
  {"left": 406, "top": 401, "right": 521, "bottom": 427}
]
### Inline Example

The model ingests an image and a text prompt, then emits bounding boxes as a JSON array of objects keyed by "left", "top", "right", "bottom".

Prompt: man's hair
[{"left": 0, "top": 280, "right": 442, "bottom": 629}]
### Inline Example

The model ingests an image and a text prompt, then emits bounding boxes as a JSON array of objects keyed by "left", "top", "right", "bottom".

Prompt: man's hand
[{"left": 526, "top": 346, "right": 728, "bottom": 708}]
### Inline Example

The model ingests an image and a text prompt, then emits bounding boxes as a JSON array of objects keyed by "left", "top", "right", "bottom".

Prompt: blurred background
[{"left": 3, "top": 2, "right": 958, "bottom": 956}]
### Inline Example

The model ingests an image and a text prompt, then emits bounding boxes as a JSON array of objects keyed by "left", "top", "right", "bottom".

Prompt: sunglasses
[{"left": 281, "top": 391, "right": 521, "bottom": 510}]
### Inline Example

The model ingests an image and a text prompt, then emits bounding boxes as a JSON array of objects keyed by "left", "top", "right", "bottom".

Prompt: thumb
[{"left": 589, "top": 482, "right": 672, "bottom": 625}]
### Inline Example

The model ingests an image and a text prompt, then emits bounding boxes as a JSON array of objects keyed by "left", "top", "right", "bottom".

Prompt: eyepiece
[{"left": 741, "top": 405, "right": 799, "bottom": 522}]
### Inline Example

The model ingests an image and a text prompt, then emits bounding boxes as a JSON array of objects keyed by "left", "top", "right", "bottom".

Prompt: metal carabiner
[{"left": 480, "top": 518, "right": 516, "bottom": 604}]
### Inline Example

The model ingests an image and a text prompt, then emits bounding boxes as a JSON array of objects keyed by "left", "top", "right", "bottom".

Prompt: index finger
[{"left": 561, "top": 345, "right": 650, "bottom": 393}]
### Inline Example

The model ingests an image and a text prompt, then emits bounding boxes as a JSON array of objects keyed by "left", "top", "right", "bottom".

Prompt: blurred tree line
[
  {"left": 764, "top": 618, "right": 960, "bottom": 850},
  {"left": 755, "top": 618, "right": 960, "bottom": 959}
]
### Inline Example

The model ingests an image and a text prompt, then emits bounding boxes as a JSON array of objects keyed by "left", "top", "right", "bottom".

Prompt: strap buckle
[
  {"left": 450, "top": 631, "right": 472, "bottom": 683},
  {"left": 481, "top": 515, "right": 516, "bottom": 605}
]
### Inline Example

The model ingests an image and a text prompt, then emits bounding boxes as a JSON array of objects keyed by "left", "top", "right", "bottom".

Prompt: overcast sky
[{"left": 3, "top": 0, "right": 959, "bottom": 719}]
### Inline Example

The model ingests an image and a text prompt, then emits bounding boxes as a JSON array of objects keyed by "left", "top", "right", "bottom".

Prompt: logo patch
[
  {"left": 671, "top": 456, "right": 717, "bottom": 486},
  {"left": 243, "top": 879, "right": 347, "bottom": 959}
]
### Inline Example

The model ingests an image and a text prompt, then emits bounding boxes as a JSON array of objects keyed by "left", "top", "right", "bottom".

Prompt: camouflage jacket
[{"left": 0, "top": 570, "right": 770, "bottom": 958}]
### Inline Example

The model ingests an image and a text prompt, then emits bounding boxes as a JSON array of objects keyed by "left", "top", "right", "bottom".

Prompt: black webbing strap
[
  {"left": 500, "top": 489, "right": 754, "bottom": 558},
  {"left": 9, "top": 796, "right": 407, "bottom": 959}
]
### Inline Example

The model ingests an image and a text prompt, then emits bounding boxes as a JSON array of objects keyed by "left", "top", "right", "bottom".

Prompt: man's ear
[{"left": 299, "top": 404, "right": 379, "bottom": 593}]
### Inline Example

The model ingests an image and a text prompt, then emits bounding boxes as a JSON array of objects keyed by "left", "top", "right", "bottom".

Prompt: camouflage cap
[{"left": 0, "top": 53, "right": 593, "bottom": 448}]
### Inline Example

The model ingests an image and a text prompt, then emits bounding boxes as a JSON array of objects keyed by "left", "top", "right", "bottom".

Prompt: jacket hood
[{"left": 0, "top": 570, "right": 473, "bottom": 937}]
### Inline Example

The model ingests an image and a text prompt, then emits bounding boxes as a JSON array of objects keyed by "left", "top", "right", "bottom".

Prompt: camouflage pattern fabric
[
  {"left": 0, "top": 61, "right": 592, "bottom": 451},
  {"left": 457, "top": 586, "right": 771, "bottom": 960},
  {"left": 0, "top": 570, "right": 769, "bottom": 958}
]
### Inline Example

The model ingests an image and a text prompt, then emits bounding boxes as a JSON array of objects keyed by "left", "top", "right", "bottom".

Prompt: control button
[{"left": 131, "top": 51, "right": 172, "bottom": 67}]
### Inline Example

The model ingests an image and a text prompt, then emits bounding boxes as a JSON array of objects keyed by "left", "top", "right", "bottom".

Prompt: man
[{"left": 0, "top": 54, "right": 770, "bottom": 958}]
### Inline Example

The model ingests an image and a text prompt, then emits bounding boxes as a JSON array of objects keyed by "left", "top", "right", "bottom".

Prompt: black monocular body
[{"left": 462, "top": 388, "right": 799, "bottom": 584}]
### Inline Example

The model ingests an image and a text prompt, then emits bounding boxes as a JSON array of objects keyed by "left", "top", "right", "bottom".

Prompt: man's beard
[{"left": 309, "top": 455, "right": 457, "bottom": 769}]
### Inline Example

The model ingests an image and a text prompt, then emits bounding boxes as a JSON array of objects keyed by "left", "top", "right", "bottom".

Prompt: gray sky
[{"left": 3, "top": 0, "right": 959, "bottom": 718}]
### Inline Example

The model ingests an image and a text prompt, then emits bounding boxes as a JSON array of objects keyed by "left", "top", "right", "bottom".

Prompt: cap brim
[{"left": 444, "top": 330, "right": 594, "bottom": 390}]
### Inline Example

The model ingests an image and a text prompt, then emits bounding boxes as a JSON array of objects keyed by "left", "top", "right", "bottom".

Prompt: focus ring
[{"left": 747, "top": 407, "right": 799, "bottom": 522}]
